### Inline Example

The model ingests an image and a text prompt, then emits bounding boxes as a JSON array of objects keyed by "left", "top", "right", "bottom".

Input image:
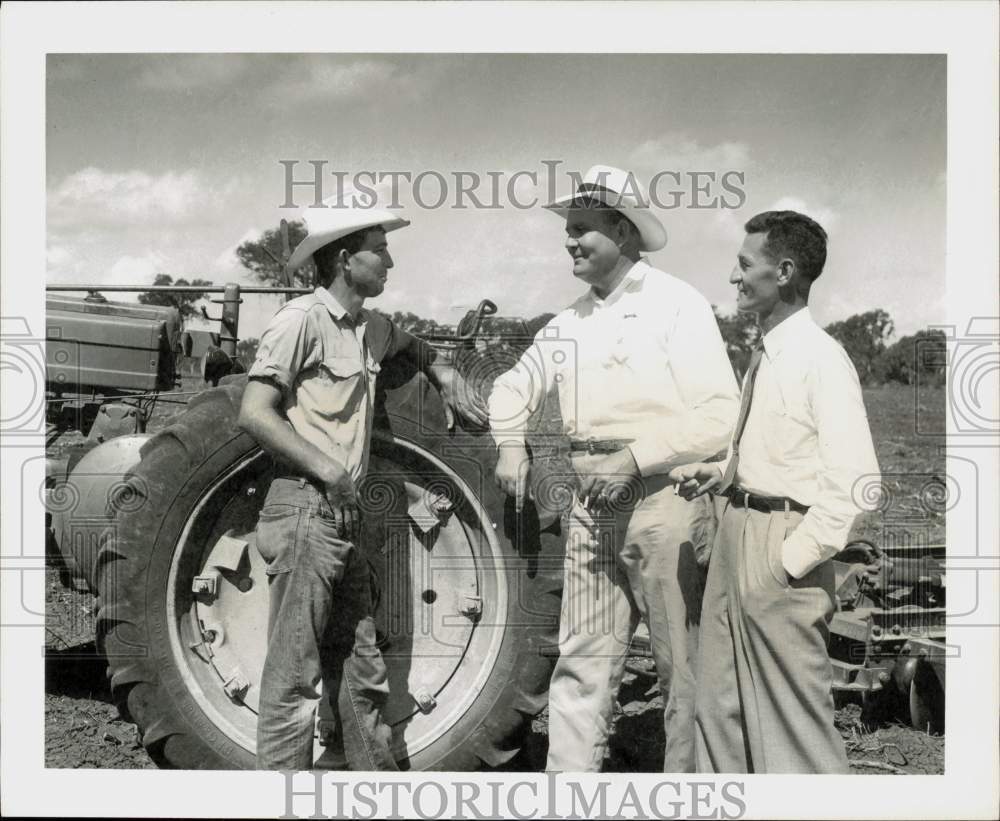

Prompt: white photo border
[{"left": 2, "top": 1, "right": 997, "bottom": 818}]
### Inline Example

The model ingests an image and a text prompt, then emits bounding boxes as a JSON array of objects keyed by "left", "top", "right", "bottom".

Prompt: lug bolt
[
  {"left": 224, "top": 673, "right": 250, "bottom": 701},
  {"left": 413, "top": 688, "right": 437, "bottom": 714},
  {"left": 192, "top": 575, "right": 217, "bottom": 596},
  {"left": 460, "top": 595, "right": 483, "bottom": 618}
]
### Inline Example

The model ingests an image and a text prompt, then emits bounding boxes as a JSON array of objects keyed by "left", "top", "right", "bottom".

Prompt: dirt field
[{"left": 44, "top": 384, "right": 946, "bottom": 773}]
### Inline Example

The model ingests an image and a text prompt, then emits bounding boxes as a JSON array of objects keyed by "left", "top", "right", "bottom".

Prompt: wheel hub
[{"left": 166, "top": 436, "right": 508, "bottom": 766}]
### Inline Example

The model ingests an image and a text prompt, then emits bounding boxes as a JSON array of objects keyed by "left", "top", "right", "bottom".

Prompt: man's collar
[
  {"left": 589, "top": 258, "right": 649, "bottom": 305},
  {"left": 314, "top": 286, "right": 366, "bottom": 324},
  {"left": 762, "top": 306, "right": 813, "bottom": 358}
]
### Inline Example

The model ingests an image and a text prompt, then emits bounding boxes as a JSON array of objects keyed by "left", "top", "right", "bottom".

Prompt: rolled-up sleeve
[
  {"left": 629, "top": 295, "right": 741, "bottom": 476},
  {"left": 781, "top": 348, "right": 881, "bottom": 579},
  {"left": 247, "top": 306, "right": 315, "bottom": 395}
]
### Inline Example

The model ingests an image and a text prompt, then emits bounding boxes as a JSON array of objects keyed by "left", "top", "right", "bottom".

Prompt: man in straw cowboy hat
[
  {"left": 669, "top": 210, "right": 880, "bottom": 773},
  {"left": 239, "top": 185, "right": 487, "bottom": 770},
  {"left": 489, "top": 165, "right": 740, "bottom": 771}
]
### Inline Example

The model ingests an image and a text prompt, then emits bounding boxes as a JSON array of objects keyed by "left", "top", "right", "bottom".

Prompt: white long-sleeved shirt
[
  {"left": 489, "top": 260, "right": 740, "bottom": 477},
  {"left": 725, "top": 307, "right": 882, "bottom": 579}
]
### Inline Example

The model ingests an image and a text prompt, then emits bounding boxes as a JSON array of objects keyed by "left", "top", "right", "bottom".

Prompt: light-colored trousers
[
  {"left": 545, "top": 460, "right": 715, "bottom": 773},
  {"left": 695, "top": 500, "right": 849, "bottom": 774}
]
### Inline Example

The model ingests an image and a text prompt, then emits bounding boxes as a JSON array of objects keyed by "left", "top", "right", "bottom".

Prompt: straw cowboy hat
[
  {"left": 545, "top": 164, "right": 667, "bottom": 252},
  {"left": 287, "top": 185, "right": 410, "bottom": 271}
]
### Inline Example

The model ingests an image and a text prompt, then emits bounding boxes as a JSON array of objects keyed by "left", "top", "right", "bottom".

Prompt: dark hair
[
  {"left": 312, "top": 226, "right": 381, "bottom": 288},
  {"left": 744, "top": 210, "right": 828, "bottom": 282}
]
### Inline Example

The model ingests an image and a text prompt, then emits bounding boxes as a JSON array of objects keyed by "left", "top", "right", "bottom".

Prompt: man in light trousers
[
  {"left": 670, "top": 210, "right": 881, "bottom": 773},
  {"left": 490, "top": 166, "right": 740, "bottom": 772}
]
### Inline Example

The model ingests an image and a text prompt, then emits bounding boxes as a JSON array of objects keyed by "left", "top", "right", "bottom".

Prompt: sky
[{"left": 46, "top": 53, "right": 946, "bottom": 340}]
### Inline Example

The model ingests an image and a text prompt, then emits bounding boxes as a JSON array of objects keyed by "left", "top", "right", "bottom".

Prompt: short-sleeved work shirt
[{"left": 248, "top": 287, "right": 412, "bottom": 482}]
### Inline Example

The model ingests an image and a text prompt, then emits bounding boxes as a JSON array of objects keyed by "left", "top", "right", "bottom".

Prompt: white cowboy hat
[
  {"left": 544, "top": 164, "right": 667, "bottom": 252},
  {"left": 286, "top": 185, "right": 410, "bottom": 271}
]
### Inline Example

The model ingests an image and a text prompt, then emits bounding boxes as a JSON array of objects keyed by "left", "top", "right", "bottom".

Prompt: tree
[
  {"left": 713, "top": 307, "right": 760, "bottom": 379},
  {"left": 236, "top": 220, "right": 314, "bottom": 288},
  {"left": 138, "top": 274, "right": 212, "bottom": 321},
  {"left": 236, "top": 337, "right": 260, "bottom": 370},
  {"left": 824, "top": 309, "right": 895, "bottom": 385},
  {"left": 873, "top": 328, "right": 947, "bottom": 386}
]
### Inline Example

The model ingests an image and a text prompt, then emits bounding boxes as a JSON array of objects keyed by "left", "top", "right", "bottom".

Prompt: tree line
[{"left": 139, "top": 222, "right": 946, "bottom": 388}]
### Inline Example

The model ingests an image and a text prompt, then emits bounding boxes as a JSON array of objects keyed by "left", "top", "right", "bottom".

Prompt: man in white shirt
[
  {"left": 489, "top": 166, "right": 740, "bottom": 772},
  {"left": 670, "top": 210, "right": 881, "bottom": 773}
]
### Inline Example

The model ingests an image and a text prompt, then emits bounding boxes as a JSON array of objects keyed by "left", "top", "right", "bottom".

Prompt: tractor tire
[{"left": 95, "top": 373, "right": 563, "bottom": 770}]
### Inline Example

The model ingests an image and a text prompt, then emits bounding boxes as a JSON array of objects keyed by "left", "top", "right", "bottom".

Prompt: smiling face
[
  {"left": 563, "top": 206, "right": 627, "bottom": 287},
  {"left": 731, "top": 231, "right": 783, "bottom": 316},
  {"left": 345, "top": 227, "right": 393, "bottom": 297}
]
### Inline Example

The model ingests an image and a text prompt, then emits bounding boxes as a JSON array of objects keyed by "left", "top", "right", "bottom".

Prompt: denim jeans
[{"left": 254, "top": 477, "right": 398, "bottom": 771}]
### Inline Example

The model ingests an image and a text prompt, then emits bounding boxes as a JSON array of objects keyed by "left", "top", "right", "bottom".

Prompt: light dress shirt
[
  {"left": 488, "top": 260, "right": 740, "bottom": 477},
  {"left": 248, "top": 287, "right": 413, "bottom": 482},
  {"left": 724, "top": 307, "right": 882, "bottom": 579}
]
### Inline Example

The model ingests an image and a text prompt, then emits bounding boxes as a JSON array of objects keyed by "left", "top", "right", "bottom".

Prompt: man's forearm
[
  {"left": 394, "top": 332, "right": 443, "bottom": 387},
  {"left": 239, "top": 406, "right": 343, "bottom": 484}
]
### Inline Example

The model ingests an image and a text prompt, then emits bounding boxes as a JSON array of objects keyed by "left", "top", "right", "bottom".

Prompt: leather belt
[
  {"left": 272, "top": 467, "right": 314, "bottom": 488},
  {"left": 568, "top": 437, "right": 635, "bottom": 455},
  {"left": 724, "top": 486, "right": 810, "bottom": 515}
]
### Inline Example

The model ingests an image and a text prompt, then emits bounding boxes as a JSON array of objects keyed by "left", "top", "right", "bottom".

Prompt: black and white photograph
[{"left": 2, "top": 2, "right": 997, "bottom": 819}]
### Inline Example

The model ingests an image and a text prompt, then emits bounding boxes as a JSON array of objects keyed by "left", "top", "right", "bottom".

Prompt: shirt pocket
[
  {"left": 322, "top": 355, "right": 364, "bottom": 380},
  {"left": 603, "top": 317, "right": 651, "bottom": 370}
]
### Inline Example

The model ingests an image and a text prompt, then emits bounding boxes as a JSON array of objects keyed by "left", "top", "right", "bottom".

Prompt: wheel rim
[{"left": 165, "top": 433, "right": 510, "bottom": 764}]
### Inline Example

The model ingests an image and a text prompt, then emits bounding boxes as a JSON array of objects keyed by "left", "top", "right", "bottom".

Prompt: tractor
[
  {"left": 44, "top": 281, "right": 567, "bottom": 769},
  {"left": 43, "top": 279, "right": 945, "bottom": 770}
]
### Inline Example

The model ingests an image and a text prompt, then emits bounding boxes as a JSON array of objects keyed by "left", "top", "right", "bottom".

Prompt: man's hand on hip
[
  {"left": 319, "top": 459, "right": 360, "bottom": 541},
  {"left": 494, "top": 442, "right": 530, "bottom": 513},
  {"left": 668, "top": 462, "right": 723, "bottom": 500},
  {"left": 577, "top": 448, "right": 641, "bottom": 509}
]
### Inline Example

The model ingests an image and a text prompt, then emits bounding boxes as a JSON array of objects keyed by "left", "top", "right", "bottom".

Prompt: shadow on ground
[{"left": 45, "top": 641, "right": 113, "bottom": 703}]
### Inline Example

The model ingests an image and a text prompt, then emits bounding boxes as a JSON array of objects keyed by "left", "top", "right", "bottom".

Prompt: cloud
[
  {"left": 264, "top": 57, "right": 447, "bottom": 106},
  {"left": 630, "top": 136, "right": 750, "bottom": 174},
  {"left": 213, "top": 228, "right": 261, "bottom": 274},
  {"left": 135, "top": 55, "right": 253, "bottom": 91},
  {"left": 109, "top": 251, "right": 169, "bottom": 282},
  {"left": 48, "top": 167, "right": 206, "bottom": 229},
  {"left": 769, "top": 196, "right": 839, "bottom": 230},
  {"left": 46, "top": 244, "right": 72, "bottom": 268}
]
